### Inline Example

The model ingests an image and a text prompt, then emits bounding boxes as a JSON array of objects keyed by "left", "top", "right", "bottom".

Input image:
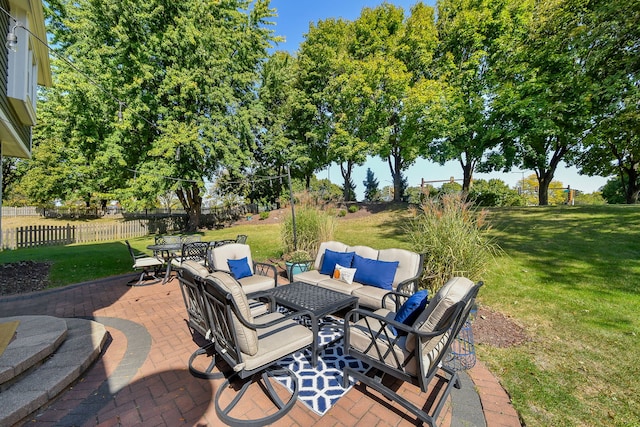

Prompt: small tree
[{"left": 363, "top": 168, "right": 381, "bottom": 202}]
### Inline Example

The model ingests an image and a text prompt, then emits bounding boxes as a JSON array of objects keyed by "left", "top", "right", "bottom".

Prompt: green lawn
[{"left": 1, "top": 205, "right": 638, "bottom": 425}]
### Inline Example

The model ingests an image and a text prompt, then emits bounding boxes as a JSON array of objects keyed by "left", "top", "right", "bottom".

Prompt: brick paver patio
[{"left": 0, "top": 273, "right": 521, "bottom": 426}]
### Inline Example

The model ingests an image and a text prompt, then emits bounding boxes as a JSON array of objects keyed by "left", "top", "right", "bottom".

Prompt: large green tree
[
  {"left": 574, "top": 0, "right": 640, "bottom": 203},
  {"left": 23, "top": 0, "right": 277, "bottom": 229},
  {"left": 491, "top": 0, "right": 592, "bottom": 205}
]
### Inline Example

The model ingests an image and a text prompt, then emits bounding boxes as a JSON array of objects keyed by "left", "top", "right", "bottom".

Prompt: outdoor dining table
[
  {"left": 259, "top": 282, "right": 358, "bottom": 367},
  {"left": 146, "top": 243, "right": 183, "bottom": 284}
]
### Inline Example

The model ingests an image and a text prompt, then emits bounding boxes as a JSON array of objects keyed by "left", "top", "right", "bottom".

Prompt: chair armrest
[
  {"left": 253, "top": 261, "right": 279, "bottom": 286},
  {"left": 285, "top": 260, "right": 314, "bottom": 279}
]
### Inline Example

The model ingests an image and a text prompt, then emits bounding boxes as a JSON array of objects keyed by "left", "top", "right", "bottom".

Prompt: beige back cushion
[
  {"left": 346, "top": 245, "right": 379, "bottom": 260},
  {"left": 209, "top": 243, "right": 254, "bottom": 274},
  {"left": 378, "top": 248, "right": 421, "bottom": 287},
  {"left": 181, "top": 260, "right": 210, "bottom": 279},
  {"left": 208, "top": 271, "right": 258, "bottom": 356},
  {"left": 314, "top": 241, "right": 349, "bottom": 270},
  {"left": 406, "top": 276, "right": 475, "bottom": 353}
]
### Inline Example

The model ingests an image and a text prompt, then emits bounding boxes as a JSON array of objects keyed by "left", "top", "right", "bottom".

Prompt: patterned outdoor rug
[{"left": 274, "top": 322, "right": 369, "bottom": 416}]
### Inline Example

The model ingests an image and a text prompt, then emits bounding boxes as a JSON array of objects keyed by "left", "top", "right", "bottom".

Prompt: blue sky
[{"left": 267, "top": 1, "right": 608, "bottom": 198}]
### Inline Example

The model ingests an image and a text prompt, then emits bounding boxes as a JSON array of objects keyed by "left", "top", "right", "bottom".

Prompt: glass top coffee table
[{"left": 262, "top": 281, "right": 358, "bottom": 367}]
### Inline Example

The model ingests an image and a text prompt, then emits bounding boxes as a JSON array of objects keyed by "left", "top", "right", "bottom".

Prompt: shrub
[
  {"left": 406, "top": 193, "right": 500, "bottom": 293},
  {"left": 338, "top": 209, "right": 347, "bottom": 217},
  {"left": 259, "top": 211, "right": 270, "bottom": 220},
  {"left": 348, "top": 204, "right": 359, "bottom": 213},
  {"left": 280, "top": 205, "right": 336, "bottom": 257}
]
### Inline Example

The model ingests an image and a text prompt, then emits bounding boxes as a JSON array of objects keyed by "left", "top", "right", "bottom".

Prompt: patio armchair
[
  {"left": 343, "top": 277, "right": 483, "bottom": 427},
  {"left": 207, "top": 243, "right": 278, "bottom": 293},
  {"left": 178, "top": 261, "right": 269, "bottom": 381},
  {"left": 171, "top": 241, "right": 209, "bottom": 270},
  {"left": 125, "top": 240, "right": 164, "bottom": 286},
  {"left": 197, "top": 271, "right": 314, "bottom": 426}
]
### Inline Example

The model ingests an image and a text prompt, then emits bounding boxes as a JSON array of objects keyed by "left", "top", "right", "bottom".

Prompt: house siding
[{"left": 1, "top": 0, "right": 32, "bottom": 155}]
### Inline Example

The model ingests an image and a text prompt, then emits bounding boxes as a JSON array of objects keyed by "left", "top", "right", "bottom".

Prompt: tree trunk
[
  {"left": 537, "top": 172, "right": 553, "bottom": 206},
  {"left": 340, "top": 161, "right": 354, "bottom": 202},
  {"left": 176, "top": 184, "right": 202, "bottom": 232},
  {"left": 624, "top": 167, "right": 640, "bottom": 204},
  {"left": 388, "top": 153, "right": 403, "bottom": 202}
]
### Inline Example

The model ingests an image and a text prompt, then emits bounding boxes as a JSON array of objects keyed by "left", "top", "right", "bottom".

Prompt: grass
[{"left": 1, "top": 205, "right": 639, "bottom": 425}]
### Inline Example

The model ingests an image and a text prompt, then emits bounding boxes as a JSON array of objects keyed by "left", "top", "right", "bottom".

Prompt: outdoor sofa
[{"left": 292, "top": 241, "right": 424, "bottom": 310}]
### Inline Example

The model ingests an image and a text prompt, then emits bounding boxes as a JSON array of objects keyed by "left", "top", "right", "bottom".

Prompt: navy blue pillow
[
  {"left": 352, "top": 254, "right": 398, "bottom": 290},
  {"left": 227, "top": 257, "right": 253, "bottom": 280},
  {"left": 391, "top": 290, "right": 429, "bottom": 335},
  {"left": 319, "top": 249, "right": 355, "bottom": 275}
]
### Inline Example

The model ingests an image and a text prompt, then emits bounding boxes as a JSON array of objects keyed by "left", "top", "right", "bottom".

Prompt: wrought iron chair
[
  {"left": 197, "top": 271, "right": 314, "bottom": 426},
  {"left": 207, "top": 243, "right": 278, "bottom": 292},
  {"left": 235, "top": 234, "right": 248, "bottom": 244},
  {"left": 343, "top": 277, "right": 483, "bottom": 427},
  {"left": 125, "top": 240, "right": 164, "bottom": 285},
  {"left": 171, "top": 241, "right": 210, "bottom": 270},
  {"left": 178, "top": 262, "right": 270, "bottom": 378}
]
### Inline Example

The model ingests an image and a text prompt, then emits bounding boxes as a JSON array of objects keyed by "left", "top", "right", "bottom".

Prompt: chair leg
[
  {"left": 345, "top": 366, "right": 458, "bottom": 427},
  {"left": 188, "top": 342, "right": 224, "bottom": 380},
  {"left": 215, "top": 367, "right": 299, "bottom": 427}
]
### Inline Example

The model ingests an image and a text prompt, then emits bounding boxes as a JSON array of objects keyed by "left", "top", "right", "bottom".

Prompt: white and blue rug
[{"left": 274, "top": 322, "right": 369, "bottom": 416}]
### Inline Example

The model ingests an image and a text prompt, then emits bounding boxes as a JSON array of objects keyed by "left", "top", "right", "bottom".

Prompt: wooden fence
[
  {"left": 1, "top": 220, "right": 149, "bottom": 250},
  {"left": 1, "top": 206, "right": 39, "bottom": 217}
]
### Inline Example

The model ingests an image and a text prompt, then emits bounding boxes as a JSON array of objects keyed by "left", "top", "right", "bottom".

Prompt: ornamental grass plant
[
  {"left": 280, "top": 202, "right": 336, "bottom": 257},
  {"left": 406, "top": 193, "right": 500, "bottom": 292}
]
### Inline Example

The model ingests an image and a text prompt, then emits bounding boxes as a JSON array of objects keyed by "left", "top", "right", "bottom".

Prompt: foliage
[
  {"left": 405, "top": 193, "right": 500, "bottom": 292},
  {"left": 348, "top": 204, "right": 359, "bottom": 213},
  {"left": 259, "top": 211, "right": 270, "bottom": 220},
  {"left": 467, "top": 179, "right": 524, "bottom": 207},
  {"left": 280, "top": 204, "right": 336, "bottom": 257},
  {"left": 24, "top": 0, "right": 277, "bottom": 230},
  {"left": 601, "top": 177, "right": 627, "bottom": 204},
  {"left": 283, "top": 249, "right": 311, "bottom": 263},
  {"left": 338, "top": 209, "right": 346, "bottom": 217}
]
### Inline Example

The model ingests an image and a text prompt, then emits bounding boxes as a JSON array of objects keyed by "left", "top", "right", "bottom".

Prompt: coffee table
[{"left": 263, "top": 282, "right": 358, "bottom": 367}]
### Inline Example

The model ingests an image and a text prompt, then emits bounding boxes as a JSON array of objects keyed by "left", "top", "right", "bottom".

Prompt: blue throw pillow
[
  {"left": 352, "top": 254, "right": 398, "bottom": 290},
  {"left": 227, "top": 257, "right": 253, "bottom": 280},
  {"left": 319, "top": 249, "right": 355, "bottom": 275},
  {"left": 391, "top": 290, "right": 429, "bottom": 335}
]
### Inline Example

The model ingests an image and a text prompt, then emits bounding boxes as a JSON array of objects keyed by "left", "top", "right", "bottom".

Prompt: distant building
[{"left": 0, "top": 0, "right": 52, "bottom": 247}]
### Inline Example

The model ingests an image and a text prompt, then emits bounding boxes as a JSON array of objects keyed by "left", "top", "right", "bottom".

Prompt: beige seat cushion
[
  {"left": 351, "top": 285, "right": 394, "bottom": 310},
  {"left": 347, "top": 308, "right": 417, "bottom": 375},
  {"left": 293, "top": 270, "right": 327, "bottom": 285},
  {"left": 209, "top": 243, "right": 254, "bottom": 274},
  {"left": 207, "top": 271, "right": 258, "bottom": 356},
  {"left": 316, "top": 278, "right": 363, "bottom": 295},
  {"left": 241, "top": 313, "right": 314, "bottom": 372},
  {"left": 238, "top": 274, "right": 275, "bottom": 293}
]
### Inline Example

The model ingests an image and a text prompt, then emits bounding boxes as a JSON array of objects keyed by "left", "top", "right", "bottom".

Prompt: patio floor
[{"left": 0, "top": 273, "right": 521, "bottom": 426}]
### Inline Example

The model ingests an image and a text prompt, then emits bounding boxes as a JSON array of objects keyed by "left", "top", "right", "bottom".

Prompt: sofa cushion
[
  {"left": 346, "top": 245, "right": 379, "bottom": 260},
  {"left": 378, "top": 248, "right": 422, "bottom": 288},
  {"left": 317, "top": 278, "right": 363, "bottom": 295},
  {"left": 320, "top": 249, "right": 355, "bottom": 275},
  {"left": 392, "top": 290, "right": 429, "bottom": 335},
  {"left": 228, "top": 257, "right": 253, "bottom": 280},
  {"left": 209, "top": 243, "right": 254, "bottom": 274},
  {"left": 292, "top": 269, "right": 327, "bottom": 285},
  {"left": 314, "top": 241, "right": 349, "bottom": 270},
  {"left": 406, "top": 276, "right": 475, "bottom": 353},
  {"left": 333, "top": 263, "right": 357, "bottom": 284},
  {"left": 351, "top": 285, "right": 394, "bottom": 310},
  {"left": 352, "top": 254, "right": 398, "bottom": 290},
  {"left": 238, "top": 274, "right": 276, "bottom": 293}
]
